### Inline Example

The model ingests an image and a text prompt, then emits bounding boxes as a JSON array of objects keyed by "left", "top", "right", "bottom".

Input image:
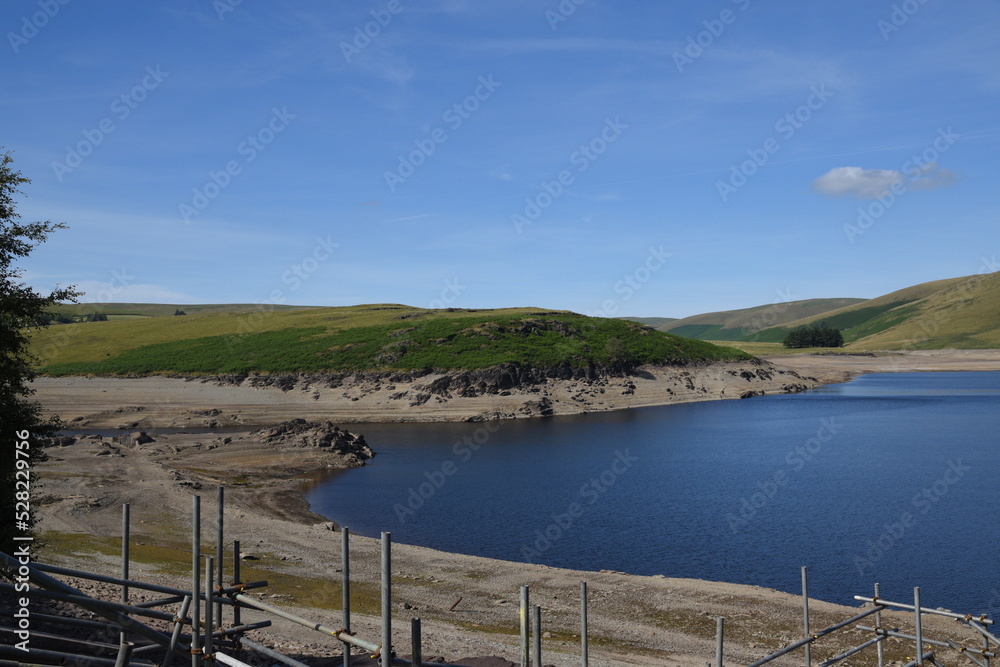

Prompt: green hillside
[
  {"left": 659, "top": 298, "right": 865, "bottom": 342},
  {"left": 619, "top": 316, "right": 678, "bottom": 328},
  {"left": 33, "top": 305, "right": 751, "bottom": 376},
  {"left": 747, "top": 275, "right": 976, "bottom": 347},
  {"left": 728, "top": 273, "right": 1000, "bottom": 350}
]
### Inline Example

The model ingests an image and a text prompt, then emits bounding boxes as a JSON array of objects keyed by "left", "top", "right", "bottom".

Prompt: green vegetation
[
  {"left": 1, "top": 150, "right": 80, "bottom": 557},
  {"left": 782, "top": 324, "right": 843, "bottom": 349},
  {"left": 42, "top": 313, "right": 752, "bottom": 376}
]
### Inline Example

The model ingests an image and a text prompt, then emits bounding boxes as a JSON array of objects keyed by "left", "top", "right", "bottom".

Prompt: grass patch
[{"left": 42, "top": 313, "right": 752, "bottom": 376}]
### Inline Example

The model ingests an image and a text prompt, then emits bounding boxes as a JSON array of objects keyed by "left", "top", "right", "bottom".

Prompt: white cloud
[
  {"left": 812, "top": 164, "right": 956, "bottom": 199},
  {"left": 811, "top": 167, "right": 903, "bottom": 198}
]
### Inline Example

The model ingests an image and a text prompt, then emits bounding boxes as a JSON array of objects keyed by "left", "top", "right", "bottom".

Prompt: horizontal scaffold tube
[
  {"left": 854, "top": 595, "right": 994, "bottom": 625},
  {"left": 234, "top": 593, "right": 381, "bottom": 653}
]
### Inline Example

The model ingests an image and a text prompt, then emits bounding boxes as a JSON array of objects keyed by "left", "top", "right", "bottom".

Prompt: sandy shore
[
  {"left": 26, "top": 351, "right": 1000, "bottom": 664},
  {"left": 31, "top": 359, "right": 819, "bottom": 428}
]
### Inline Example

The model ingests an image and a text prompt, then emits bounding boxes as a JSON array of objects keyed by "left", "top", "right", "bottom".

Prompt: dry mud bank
[{"left": 31, "top": 359, "right": 815, "bottom": 428}]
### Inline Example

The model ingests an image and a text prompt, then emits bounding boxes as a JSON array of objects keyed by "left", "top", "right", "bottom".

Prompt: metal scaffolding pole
[
  {"left": 874, "top": 582, "right": 885, "bottom": 667},
  {"left": 532, "top": 605, "right": 542, "bottom": 667},
  {"left": 381, "top": 531, "right": 393, "bottom": 666},
  {"left": 715, "top": 617, "right": 725, "bottom": 667},
  {"left": 580, "top": 581, "right": 589, "bottom": 667},
  {"left": 343, "top": 526, "right": 352, "bottom": 667},
  {"left": 802, "top": 566, "right": 811, "bottom": 667},
  {"left": 121, "top": 503, "right": 130, "bottom": 646},
  {"left": 192, "top": 494, "right": 201, "bottom": 667},
  {"left": 411, "top": 617, "right": 422, "bottom": 667},
  {"left": 520, "top": 585, "right": 530, "bottom": 667},
  {"left": 217, "top": 486, "right": 225, "bottom": 628}
]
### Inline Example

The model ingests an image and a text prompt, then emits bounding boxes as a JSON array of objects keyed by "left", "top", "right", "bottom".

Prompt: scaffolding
[{"left": 1, "top": 487, "right": 995, "bottom": 666}]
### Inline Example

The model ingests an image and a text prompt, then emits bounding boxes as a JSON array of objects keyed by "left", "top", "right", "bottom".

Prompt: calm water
[{"left": 304, "top": 372, "right": 1000, "bottom": 612}]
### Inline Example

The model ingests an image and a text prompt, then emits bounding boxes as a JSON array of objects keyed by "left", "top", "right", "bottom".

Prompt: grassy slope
[
  {"left": 741, "top": 273, "right": 1000, "bottom": 350},
  {"left": 34, "top": 305, "right": 752, "bottom": 376},
  {"left": 658, "top": 298, "right": 866, "bottom": 341},
  {"left": 849, "top": 272, "right": 1000, "bottom": 349}
]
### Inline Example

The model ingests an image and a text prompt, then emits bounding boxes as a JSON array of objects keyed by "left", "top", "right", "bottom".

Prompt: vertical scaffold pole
[
  {"left": 915, "top": 587, "right": 924, "bottom": 666},
  {"left": 411, "top": 617, "right": 422, "bottom": 667},
  {"left": 875, "top": 583, "right": 885, "bottom": 667},
  {"left": 121, "top": 503, "right": 130, "bottom": 645},
  {"left": 205, "top": 556, "right": 215, "bottom": 660},
  {"left": 192, "top": 495, "right": 201, "bottom": 667},
  {"left": 217, "top": 486, "right": 225, "bottom": 628},
  {"left": 580, "top": 581, "right": 589, "bottom": 667},
  {"left": 715, "top": 616, "right": 724, "bottom": 667},
  {"left": 802, "top": 566, "right": 811, "bottom": 667},
  {"left": 342, "top": 527, "right": 351, "bottom": 667},
  {"left": 381, "top": 532, "right": 392, "bottom": 666},
  {"left": 532, "top": 605, "right": 542, "bottom": 667},
  {"left": 233, "top": 539, "right": 242, "bottom": 629},
  {"left": 520, "top": 585, "right": 530, "bottom": 667}
]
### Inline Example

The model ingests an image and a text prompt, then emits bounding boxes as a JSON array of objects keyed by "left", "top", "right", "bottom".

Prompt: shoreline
[{"left": 29, "top": 350, "right": 1000, "bottom": 663}]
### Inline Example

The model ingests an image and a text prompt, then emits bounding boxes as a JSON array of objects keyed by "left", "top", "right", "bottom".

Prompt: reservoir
[{"left": 304, "top": 372, "right": 1000, "bottom": 612}]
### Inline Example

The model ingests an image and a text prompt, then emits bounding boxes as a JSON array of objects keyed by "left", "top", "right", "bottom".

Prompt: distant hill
[
  {"left": 658, "top": 298, "right": 865, "bottom": 342},
  {"left": 619, "top": 316, "right": 678, "bottom": 328},
  {"left": 722, "top": 273, "right": 998, "bottom": 349},
  {"left": 31, "top": 304, "right": 751, "bottom": 376}
]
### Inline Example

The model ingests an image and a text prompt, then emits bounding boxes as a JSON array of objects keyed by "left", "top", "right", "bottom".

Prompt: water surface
[{"left": 305, "top": 372, "right": 1000, "bottom": 612}]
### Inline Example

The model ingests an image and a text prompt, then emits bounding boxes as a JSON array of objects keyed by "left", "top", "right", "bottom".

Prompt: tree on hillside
[
  {"left": 1, "top": 150, "right": 79, "bottom": 558},
  {"left": 783, "top": 322, "right": 843, "bottom": 349}
]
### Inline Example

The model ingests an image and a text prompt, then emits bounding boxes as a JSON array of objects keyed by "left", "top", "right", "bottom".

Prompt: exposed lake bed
[{"left": 29, "top": 350, "right": 1000, "bottom": 664}]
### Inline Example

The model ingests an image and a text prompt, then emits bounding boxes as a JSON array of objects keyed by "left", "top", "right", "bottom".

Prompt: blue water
[{"left": 304, "top": 372, "right": 1000, "bottom": 612}]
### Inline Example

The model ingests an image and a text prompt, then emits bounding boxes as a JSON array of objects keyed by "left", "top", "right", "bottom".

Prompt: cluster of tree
[
  {"left": 173, "top": 309, "right": 186, "bottom": 316},
  {"left": 782, "top": 323, "right": 844, "bottom": 348},
  {"left": 2, "top": 150, "right": 80, "bottom": 557},
  {"left": 35, "top": 311, "right": 107, "bottom": 324}
]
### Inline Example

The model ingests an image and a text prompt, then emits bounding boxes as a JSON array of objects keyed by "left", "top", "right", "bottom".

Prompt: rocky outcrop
[{"left": 252, "top": 419, "right": 374, "bottom": 464}]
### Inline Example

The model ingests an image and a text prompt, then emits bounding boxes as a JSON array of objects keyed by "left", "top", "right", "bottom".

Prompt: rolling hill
[
  {"left": 30, "top": 304, "right": 751, "bottom": 376},
  {"left": 743, "top": 275, "right": 990, "bottom": 347},
  {"left": 656, "top": 298, "right": 866, "bottom": 342}
]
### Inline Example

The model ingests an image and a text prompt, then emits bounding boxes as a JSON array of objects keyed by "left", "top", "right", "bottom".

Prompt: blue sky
[{"left": 4, "top": 1, "right": 999, "bottom": 318}]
